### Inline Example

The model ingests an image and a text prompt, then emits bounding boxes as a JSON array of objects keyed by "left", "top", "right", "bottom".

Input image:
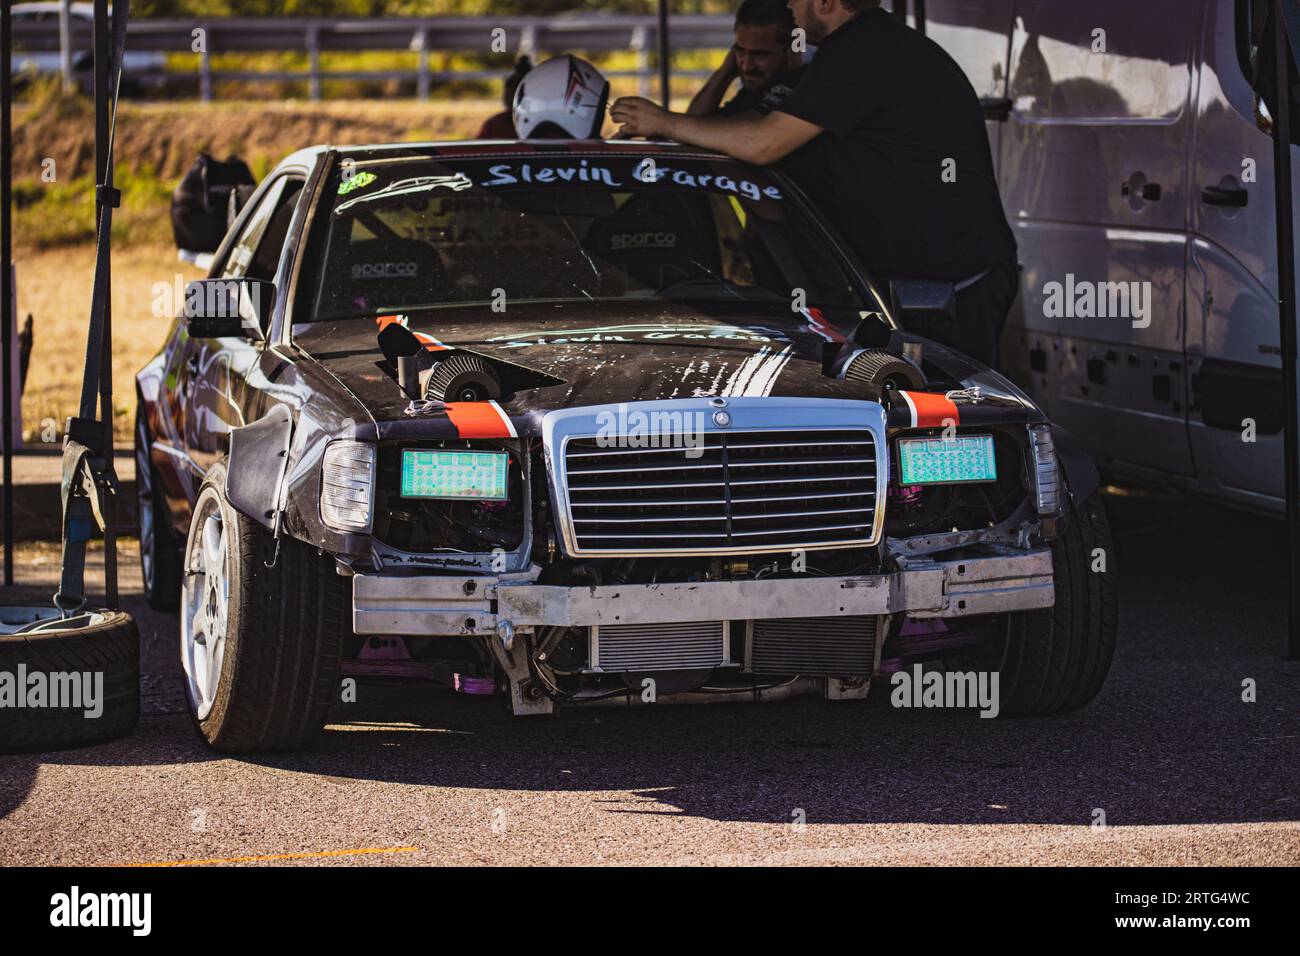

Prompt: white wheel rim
[
  {"left": 135, "top": 418, "right": 155, "bottom": 594},
  {"left": 181, "top": 492, "right": 229, "bottom": 720}
]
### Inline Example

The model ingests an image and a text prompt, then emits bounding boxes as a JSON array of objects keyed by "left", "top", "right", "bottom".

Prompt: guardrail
[{"left": 10, "top": 14, "right": 735, "bottom": 100}]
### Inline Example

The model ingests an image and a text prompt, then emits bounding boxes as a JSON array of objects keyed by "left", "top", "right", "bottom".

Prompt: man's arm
[
  {"left": 686, "top": 50, "right": 738, "bottom": 116},
  {"left": 610, "top": 97, "right": 822, "bottom": 166}
]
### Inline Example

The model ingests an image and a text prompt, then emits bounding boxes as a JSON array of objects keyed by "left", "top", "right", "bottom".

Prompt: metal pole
[
  {"left": 199, "top": 33, "right": 212, "bottom": 103},
  {"left": 1274, "top": 0, "right": 1299, "bottom": 661},
  {"left": 94, "top": 0, "right": 117, "bottom": 608},
  {"left": 657, "top": 0, "right": 671, "bottom": 108},
  {"left": 59, "top": 0, "right": 74, "bottom": 92},
  {"left": 308, "top": 23, "right": 322, "bottom": 102},
  {"left": 1, "top": 2, "right": 14, "bottom": 587}
]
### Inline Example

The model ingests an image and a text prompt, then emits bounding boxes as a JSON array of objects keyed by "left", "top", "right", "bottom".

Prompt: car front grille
[{"left": 545, "top": 399, "right": 888, "bottom": 557}]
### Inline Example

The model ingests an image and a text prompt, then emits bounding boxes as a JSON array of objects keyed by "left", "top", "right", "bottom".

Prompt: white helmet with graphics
[{"left": 512, "top": 55, "right": 609, "bottom": 140}]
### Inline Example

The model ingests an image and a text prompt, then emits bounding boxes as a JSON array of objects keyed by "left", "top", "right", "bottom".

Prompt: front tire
[
  {"left": 997, "top": 493, "right": 1118, "bottom": 716},
  {"left": 181, "top": 462, "right": 347, "bottom": 752},
  {"left": 948, "top": 493, "right": 1118, "bottom": 716}
]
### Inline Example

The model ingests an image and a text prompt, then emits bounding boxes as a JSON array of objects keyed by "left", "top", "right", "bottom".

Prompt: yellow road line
[{"left": 129, "top": 846, "right": 421, "bottom": 867}]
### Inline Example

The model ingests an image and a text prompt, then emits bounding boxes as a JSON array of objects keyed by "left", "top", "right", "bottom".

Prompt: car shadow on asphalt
[{"left": 3, "top": 493, "right": 1297, "bottom": 828}]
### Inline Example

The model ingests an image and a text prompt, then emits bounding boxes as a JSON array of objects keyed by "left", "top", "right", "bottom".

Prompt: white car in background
[{"left": 10, "top": 2, "right": 166, "bottom": 95}]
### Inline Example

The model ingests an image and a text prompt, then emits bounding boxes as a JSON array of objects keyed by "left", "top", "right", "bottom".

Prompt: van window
[
  {"left": 1236, "top": 0, "right": 1271, "bottom": 84},
  {"left": 1009, "top": 3, "right": 1192, "bottom": 121}
]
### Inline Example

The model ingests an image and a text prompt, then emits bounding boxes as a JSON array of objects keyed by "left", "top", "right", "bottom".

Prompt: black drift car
[{"left": 136, "top": 140, "right": 1116, "bottom": 752}]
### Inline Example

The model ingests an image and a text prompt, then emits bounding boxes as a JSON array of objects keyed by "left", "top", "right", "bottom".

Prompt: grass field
[{"left": 17, "top": 243, "right": 205, "bottom": 444}]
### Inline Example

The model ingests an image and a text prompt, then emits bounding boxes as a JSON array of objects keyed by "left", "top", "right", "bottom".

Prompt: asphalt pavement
[{"left": 0, "top": 491, "right": 1297, "bottom": 866}]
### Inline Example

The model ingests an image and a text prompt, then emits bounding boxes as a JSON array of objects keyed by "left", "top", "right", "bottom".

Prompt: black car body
[{"left": 136, "top": 140, "right": 1116, "bottom": 748}]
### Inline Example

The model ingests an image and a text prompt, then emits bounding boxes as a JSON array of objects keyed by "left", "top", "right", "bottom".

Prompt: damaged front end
[{"left": 336, "top": 380, "right": 1065, "bottom": 714}]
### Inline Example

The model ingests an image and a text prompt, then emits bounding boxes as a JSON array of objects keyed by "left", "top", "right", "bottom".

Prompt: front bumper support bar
[{"left": 351, "top": 547, "right": 1055, "bottom": 637}]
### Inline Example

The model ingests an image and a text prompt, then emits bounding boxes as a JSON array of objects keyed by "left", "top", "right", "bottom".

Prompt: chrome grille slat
[
  {"left": 570, "top": 475, "right": 875, "bottom": 493},
  {"left": 575, "top": 521, "right": 875, "bottom": 542},
  {"left": 548, "top": 403, "right": 887, "bottom": 556},
  {"left": 567, "top": 457, "right": 871, "bottom": 478},
  {"left": 574, "top": 507, "right": 871, "bottom": 526},
  {"left": 572, "top": 490, "right": 875, "bottom": 507}
]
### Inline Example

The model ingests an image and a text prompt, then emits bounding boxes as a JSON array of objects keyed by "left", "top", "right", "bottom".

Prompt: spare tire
[
  {"left": 842, "top": 349, "right": 925, "bottom": 390},
  {"left": 0, "top": 606, "right": 140, "bottom": 753}
]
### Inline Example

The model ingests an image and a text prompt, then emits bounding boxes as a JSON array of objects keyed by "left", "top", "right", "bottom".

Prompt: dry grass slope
[{"left": 13, "top": 94, "right": 497, "bottom": 442}]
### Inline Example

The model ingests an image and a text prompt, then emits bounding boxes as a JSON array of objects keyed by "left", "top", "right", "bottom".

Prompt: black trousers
[{"left": 948, "top": 256, "right": 1020, "bottom": 369}]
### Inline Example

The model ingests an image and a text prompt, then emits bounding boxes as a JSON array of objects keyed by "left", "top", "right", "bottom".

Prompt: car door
[
  {"left": 183, "top": 174, "right": 305, "bottom": 476},
  {"left": 1185, "top": 0, "right": 1300, "bottom": 508},
  {"left": 997, "top": 0, "right": 1200, "bottom": 479}
]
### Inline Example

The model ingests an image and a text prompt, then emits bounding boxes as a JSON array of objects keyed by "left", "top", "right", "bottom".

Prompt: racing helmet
[{"left": 512, "top": 55, "right": 609, "bottom": 140}]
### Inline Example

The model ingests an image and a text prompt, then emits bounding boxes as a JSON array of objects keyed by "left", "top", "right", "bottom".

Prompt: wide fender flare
[
  {"left": 1052, "top": 422, "right": 1100, "bottom": 504},
  {"left": 225, "top": 404, "right": 293, "bottom": 531}
]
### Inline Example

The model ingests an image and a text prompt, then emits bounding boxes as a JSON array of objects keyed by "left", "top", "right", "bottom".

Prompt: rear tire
[
  {"left": 180, "top": 462, "right": 347, "bottom": 752},
  {"left": 997, "top": 493, "right": 1118, "bottom": 716}
]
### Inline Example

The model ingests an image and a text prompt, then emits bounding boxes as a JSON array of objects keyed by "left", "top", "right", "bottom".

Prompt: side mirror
[
  {"left": 888, "top": 279, "right": 956, "bottom": 321},
  {"left": 886, "top": 279, "right": 957, "bottom": 345},
  {"left": 183, "top": 278, "right": 274, "bottom": 339}
]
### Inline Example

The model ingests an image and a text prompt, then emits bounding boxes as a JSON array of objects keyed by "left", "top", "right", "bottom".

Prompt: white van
[{"left": 909, "top": 0, "right": 1298, "bottom": 513}]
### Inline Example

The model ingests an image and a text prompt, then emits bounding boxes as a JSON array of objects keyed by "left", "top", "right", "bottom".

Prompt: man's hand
[
  {"left": 611, "top": 98, "right": 823, "bottom": 167},
  {"left": 610, "top": 97, "right": 672, "bottom": 138},
  {"left": 719, "top": 46, "right": 740, "bottom": 80},
  {"left": 686, "top": 48, "right": 740, "bottom": 116}
]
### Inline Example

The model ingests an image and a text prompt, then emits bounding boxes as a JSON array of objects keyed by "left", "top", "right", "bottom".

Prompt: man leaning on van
[{"left": 612, "top": 0, "right": 1018, "bottom": 366}]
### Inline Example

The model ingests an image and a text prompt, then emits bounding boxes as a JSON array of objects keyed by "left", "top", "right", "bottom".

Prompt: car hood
[{"left": 296, "top": 302, "right": 876, "bottom": 439}]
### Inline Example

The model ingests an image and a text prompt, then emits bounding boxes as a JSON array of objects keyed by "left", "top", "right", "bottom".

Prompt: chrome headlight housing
[{"left": 321, "top": 440, "right": 377, "bottom": 533}]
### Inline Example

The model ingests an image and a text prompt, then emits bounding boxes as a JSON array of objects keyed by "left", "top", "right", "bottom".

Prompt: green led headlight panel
[
  {"left": 400, "top": 449, "right": 509, "bottom": 500},
  {"left": 898, "top": 435, "right": 997, "bottom": 486}
]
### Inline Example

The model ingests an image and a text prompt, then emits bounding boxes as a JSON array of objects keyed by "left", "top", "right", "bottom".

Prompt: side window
[{"left": 220, "top": 177, "right": 304, "bottom": 282}]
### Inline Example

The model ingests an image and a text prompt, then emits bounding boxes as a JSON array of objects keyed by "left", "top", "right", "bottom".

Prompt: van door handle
[
  {"left": 979, "top": 96, "right": 1013, "bottom": 122},
  {"left": 1201, "top": 184, "right": 1248, "bottom": 207},
  {"left": 1122, "top": 181, "right": 1162, "bottom": 201}
]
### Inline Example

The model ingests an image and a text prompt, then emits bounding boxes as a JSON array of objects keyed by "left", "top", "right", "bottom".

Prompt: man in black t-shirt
[
  {"left": 611, "top": 0, "right": 1019, "bottom": 366},
  {"left": 688, "top": 0, "right": 805, "bottom": 118}
]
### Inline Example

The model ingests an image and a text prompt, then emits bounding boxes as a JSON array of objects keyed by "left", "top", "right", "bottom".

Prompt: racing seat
[
  {"left": 582, "top": 192, "right": 721, "bottom": 294},
  {"left": 335, "top": 234, "right": 450, "bottom": 314}
]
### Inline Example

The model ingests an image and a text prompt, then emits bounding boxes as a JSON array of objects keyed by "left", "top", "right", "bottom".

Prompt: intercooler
[
  {"left": 590, "top": 621, "right": 729, "bottom": 672},
  {"left": 586, "top": 616, "right": 880, "bottom": 677},
  {"left": 747, "top": 616, "right": 879, "bottom": 676}
]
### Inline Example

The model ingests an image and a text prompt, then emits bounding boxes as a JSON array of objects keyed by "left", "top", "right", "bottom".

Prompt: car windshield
[{"left": 308, "top": 153, "right": 870, "bottom": 321}]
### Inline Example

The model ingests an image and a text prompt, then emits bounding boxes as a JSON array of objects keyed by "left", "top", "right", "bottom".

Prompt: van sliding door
[{"left": 997, "top": 0, "right": 1200, "bottom": 479}]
